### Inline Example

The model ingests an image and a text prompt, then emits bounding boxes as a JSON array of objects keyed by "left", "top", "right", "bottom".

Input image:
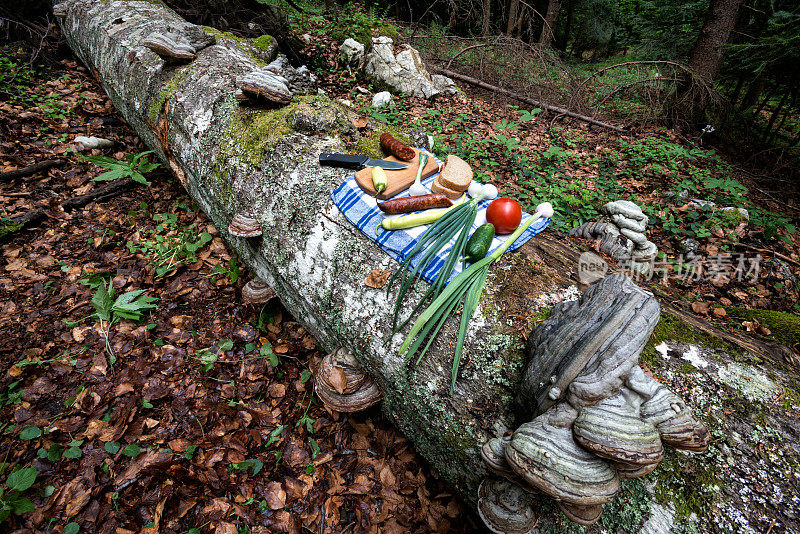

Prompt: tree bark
[
  {"left": 537, "top": 0, "right": 561, "bottom": 48},
  {"left": 506, "top": 0, "right": 519, "bottom": 36},
  {"left": 687, "top": 0, "right": 745, "bottom": 83},
  {"left": 481, "top": 0, "right": 491, "bottom": 36}
]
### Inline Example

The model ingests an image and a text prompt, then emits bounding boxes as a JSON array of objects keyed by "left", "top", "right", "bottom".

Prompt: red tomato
[{"left": 486, "top": 198, "right": 522, "bottom": 234}]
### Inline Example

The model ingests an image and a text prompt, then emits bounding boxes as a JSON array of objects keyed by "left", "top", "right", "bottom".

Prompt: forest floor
[{"left": 1, "top": 12, "right": 800, "bottom": 534}]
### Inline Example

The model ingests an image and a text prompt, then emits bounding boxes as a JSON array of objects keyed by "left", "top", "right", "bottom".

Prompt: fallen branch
[
  {"left": 0, "top": 159, "right": 65, "bottom": 181},
  {"left": 61, "top": 176, "right": 135, "bottom": 211},
  {"left": 445, "top": 43, "right": 488, "bottom": 70},
  {"left": 661, "top": 300, "right": 799, "bottom": 370},
  {"left": 0, "top": 177, "right": 138, "bottom": 242},
  {"left": 0, "top": 208, "right": 46, "bottom": 243},
  {"left": 429, "top": 66, "right": 628, "bottom": 133}
]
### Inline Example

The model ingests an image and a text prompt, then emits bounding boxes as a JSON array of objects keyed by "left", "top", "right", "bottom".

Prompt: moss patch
[
  {"left": 651, "top": 445, "right": 725, "bottom": 522},
  {"left": 199, "top": 26, "right": 275, "bottom": 65},
  {"left": 726, "top": 307, "right": 800, "bottom": 351},
  {"left": 331, "top": 24, "right": 401, "bottom": 47},
  {"left": 639, "top": 313, "right": 745, "bottom": 369},
  {"left": 352, "top": 128, "right": 410, "bottom": 160},
  {"left": 147, "top": 67, "right": 190, "bottom": 124},
  {"left": 251, "top": 34, "right": 273, "bottom": 51}
]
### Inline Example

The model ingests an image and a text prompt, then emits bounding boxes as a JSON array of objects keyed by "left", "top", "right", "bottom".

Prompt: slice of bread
[
  {"left": 432, "top": 177, "right": 464, "bottom": 200},
  {"left": 438, "top": 155, "right": 473, "bottom": 191}
]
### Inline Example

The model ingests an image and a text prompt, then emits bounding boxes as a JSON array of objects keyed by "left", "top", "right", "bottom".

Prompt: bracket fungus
[
  {"left": 481, "top": 436, "right": 515, "bottom": 479},
  {"left": 478, "top": 274, "right": 710, "bottom": 530},
  {"left": 228, "top": 211, "right": 263, "bottom": 238},
  {"left": 238, "top": 69, "right": 293, "bottom": 106},
  {"left": 569, "top": 200, "right": 658, "bottom": 272},
  {"left": 313, "top": 348, "right": 381, "bottom": 412},
  {"left": 477, "top": 478, "right": 539, "bottom": 534},
  {"left": 241, "top": 278, "right": 276, "bottom": 305},
  {"left": 143, "top": 32, "right": 197, "bottom": 62}
]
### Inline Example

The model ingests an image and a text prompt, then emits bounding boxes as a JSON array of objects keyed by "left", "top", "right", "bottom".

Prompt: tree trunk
[
  {"left": 687, "top": 0, "right": 745, "bottom": 83},
  {"left": 506, "top": 0, "right": 519, "bottom": 35},
  {"left": 56, "top": 2, "right": 800, "bottom": 532},
  {"left": 481, "top": 0, "right": 491, "bottom": 36},
  {"left": 537, "top": 0, "right": 561, "bottom": 48}
]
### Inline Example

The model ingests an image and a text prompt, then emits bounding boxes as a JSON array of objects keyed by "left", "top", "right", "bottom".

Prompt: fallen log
[
  {"left": 0, "top": 159, "right": 66, "bottom": 181},
  {"left": 0, "top": 208, "right": 46, "bottom": 243},
  {"left": 56, "top": 2, "right": 800, "bottom": 532}
]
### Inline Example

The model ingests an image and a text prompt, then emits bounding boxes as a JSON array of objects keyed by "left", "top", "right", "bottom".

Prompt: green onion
[
  {"left": 399, "top": 203, "right": 552, "bottom": 394},
  {"left": 387, "top": 194, "right": 484, "bottom": 331}
]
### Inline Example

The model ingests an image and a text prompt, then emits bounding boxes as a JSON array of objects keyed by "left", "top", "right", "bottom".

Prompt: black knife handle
[{"left": 319, "top": 153, "right": 366, "bottom": 169}]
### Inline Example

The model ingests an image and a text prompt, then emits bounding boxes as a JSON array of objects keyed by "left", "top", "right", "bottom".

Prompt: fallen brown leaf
[
  {"left": 365, "top": 268, "right": 391, "bottom": 289},
  {"left": 264, "top": 481, "right": 287, "bottom": 510},
  {"left": 691, "top": 302, "right": 711, "bottom": 315}
]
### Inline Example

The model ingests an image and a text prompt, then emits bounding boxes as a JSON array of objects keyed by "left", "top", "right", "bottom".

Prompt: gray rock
[
  {"left": 431, "top": 74, "right": 460, "bottom": 96},
  {"left": 680, "top": 238, "right": 699, "bottom": 255},
  {"left": 410, "top": 128, "right": 431, "bottom": 150},
  {"left": 339, "top": 38, "right": 364, "bottom": 69},
  {"left": 364, "top": 37, "right": 455, "bottom": 99},
  {"left": 688, "top": 199, "right": 715, "bottom": 210},
  {"left": 371, "top": 91, "right": 392, "bottom": 108},
  {"left": 264, "top": 54, "right": 317, "bottom": 94},
  {"left": 721, "top": 206, "right": 749, "bottom": 220},
  {"left": 664, "top": 190, "right": 689, "bottom": 203},
  {"left": 775, "top": 260, "right": 797, "bottom": 284}
]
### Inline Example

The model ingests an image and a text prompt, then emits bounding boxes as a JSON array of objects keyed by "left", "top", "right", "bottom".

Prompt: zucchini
[{"left": 464, "top": 223, "right": 495, "bottom": 263}]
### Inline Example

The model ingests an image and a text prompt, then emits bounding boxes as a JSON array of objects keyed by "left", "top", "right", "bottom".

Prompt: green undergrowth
[
  {"left": 282, "top": 0, "right": 400, "bottom": 45},
  {"left": 418, "top": 104, "right": 796, "bottom": 243},
  {"left": 726, "top": 308, "right": 800, "bottom": 351}
]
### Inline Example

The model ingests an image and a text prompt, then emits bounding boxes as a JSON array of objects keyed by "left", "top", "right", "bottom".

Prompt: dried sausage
[
  {"left": 380, "top": 133, "right": 415, "bottom": 161},
  {"left": 377, "top": 193, "right": 452, "bottom": 214}
]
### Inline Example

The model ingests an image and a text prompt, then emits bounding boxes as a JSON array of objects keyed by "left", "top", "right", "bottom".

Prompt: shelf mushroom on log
[{"left": 478, "top": 275, "right": 710, "bottom": 528}]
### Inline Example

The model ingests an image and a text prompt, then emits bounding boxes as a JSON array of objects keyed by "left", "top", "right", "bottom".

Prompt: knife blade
[{"left": 319, "top": 153, "right": 409, "bottom": 170}]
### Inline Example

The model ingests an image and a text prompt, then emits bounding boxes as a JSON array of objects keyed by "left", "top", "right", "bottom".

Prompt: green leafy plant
[
  {"left": 265, "top": 425, "right": 286, "bottom": 448},
  {"left": 1, "top": 466, "right": 37, "bottom": 523},
  {"left": 80, "top": 151, "right": 160, "bottom": 185},
  {"left": 127, "top": 212, "right": 212, "bottom": 277},
  {"left": 91, "top": 279, "right": 158, "bottom": 363},
  {"left": 19, "top": 426, "right": 41, "bottom": 441},
  {"left": 229, "top": 458, "right": 263, "bottom": 476}
]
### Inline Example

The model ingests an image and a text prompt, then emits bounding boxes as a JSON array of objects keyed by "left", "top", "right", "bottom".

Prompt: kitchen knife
[{"left": 319, "top": 153, "right": 409, "bottom": 170}]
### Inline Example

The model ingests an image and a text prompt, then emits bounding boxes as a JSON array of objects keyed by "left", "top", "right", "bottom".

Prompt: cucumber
[{"left": 464, "top": 223, "right": 495, "bottom": 263}]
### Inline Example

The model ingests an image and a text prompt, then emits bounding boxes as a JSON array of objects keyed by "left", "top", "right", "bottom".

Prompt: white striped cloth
[{"left": 330, "top": 155, "right": 550, "bottom": 284}]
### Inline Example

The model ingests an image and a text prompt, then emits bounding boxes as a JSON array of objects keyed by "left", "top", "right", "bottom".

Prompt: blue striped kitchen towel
[{"left": 330, "top": 152, "right": 550, "bottom": 284}]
